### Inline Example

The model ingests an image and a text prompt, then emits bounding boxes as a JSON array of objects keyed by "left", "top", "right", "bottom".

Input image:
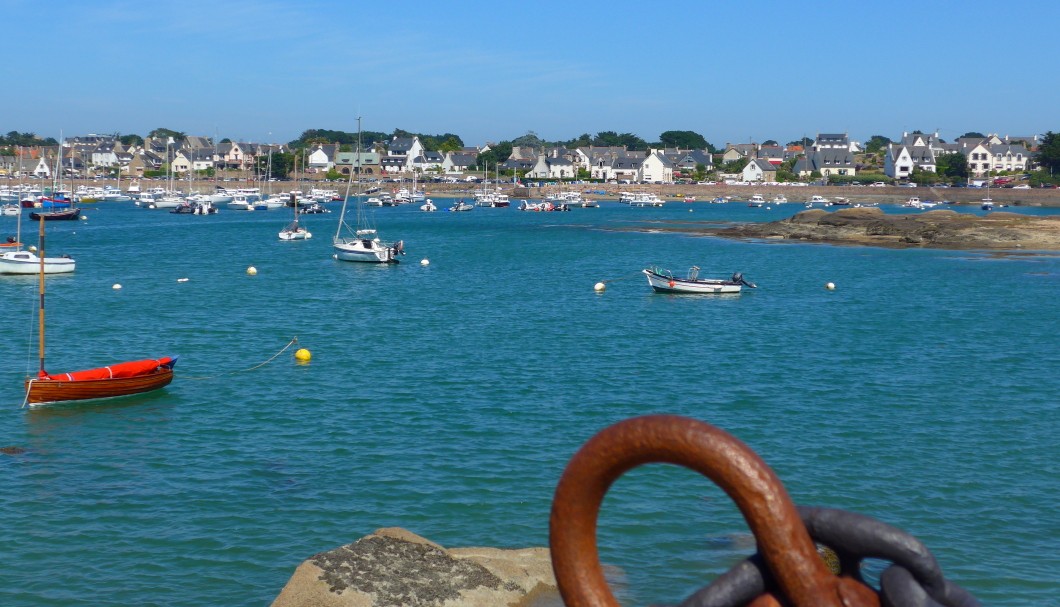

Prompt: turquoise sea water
[{"left": 1, "top": 199, "right": 1058, "bottom": 606}]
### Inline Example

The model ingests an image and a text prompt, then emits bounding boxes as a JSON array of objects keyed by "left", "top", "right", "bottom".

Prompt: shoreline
[{"left": 43, "top": 177, "right": 1060, "bottom": 208}]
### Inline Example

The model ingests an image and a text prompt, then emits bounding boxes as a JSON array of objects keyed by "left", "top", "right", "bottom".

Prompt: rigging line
[{"left": 181, "top": 337, "right": 299, "bottom": 381}]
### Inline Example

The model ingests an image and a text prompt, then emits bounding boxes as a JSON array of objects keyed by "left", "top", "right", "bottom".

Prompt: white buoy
[
  {"left": 826, "top": 282, "right": 836, "bottom": 290},
  {"left": 177, "top": 278, "right": 189, "bottom": 283},
  {"left": 420, "top": 258, "right": 430, "bottom": 266},
  {"left": 80, "top": 215, "right": 88, "bottom": 221},
  {"left": 594, "top": 282, "right": 606, "bottom": 292},
  {"left": 112, "top": 284, "right": 122, "bottom": 290},
  {"left": 246, "top": 266, "right": 257, "bottom": 276},
  {"left": 28, "top": 245, "right": 37, "bottom": 252}
]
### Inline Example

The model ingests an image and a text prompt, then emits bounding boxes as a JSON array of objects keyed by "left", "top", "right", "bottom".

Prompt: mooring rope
[
  {"left": 182, "top": 336, "right": 299, "bottom": 381},
  {"left": 599, "top": 271, "right": 644, "bottom": 284}
]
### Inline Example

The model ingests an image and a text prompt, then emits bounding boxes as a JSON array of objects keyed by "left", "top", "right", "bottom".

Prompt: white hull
[
  {"left": 151, "top": 197, "right": 185, "bottom": 209},
  {"left": 0, "top": 251, "right": 76, "bottom": 274},
  {"left": 643, "top": 268, "right": 751, "bottom": 294},
  {"left": 279, "top": 227, "right": 312, "bottom": 240},
  {"left": 333, "top": 237, "right": 400, "bottom": 263}
]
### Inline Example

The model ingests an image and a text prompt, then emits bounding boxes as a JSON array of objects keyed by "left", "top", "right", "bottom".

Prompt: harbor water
[{"left": 1, "top": 198, "right": 1058, "bottom": 606}]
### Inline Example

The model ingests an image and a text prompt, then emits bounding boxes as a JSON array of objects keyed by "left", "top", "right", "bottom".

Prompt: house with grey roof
[
  {"left": 334, "top": 151, "right": 381, "bottom": 176},
  {"left": 884, "top": 132, "right": 944, "bottom": 179},
  {"left": 640, "top": 150, "right": 674, "bottom": 183},
  {"left": 666, "top": 149, "right": 714, "bottom": 175},
  {"left": 442, "top": 152, "right": 477, "bottom": 174},
  {"left": 722, "top": 143, "right": 758, "bottom": 163},
  {"left": 307, "top": 144, "right": 340, "bottom": 173},
  {"left": 411, "top": 151, "right": 444, "bottom": 172},
  {"left": 526, "top": 153, "right": 575, "bottom": 179},
  {"left": 383, "top": 136, "right": 424, "bottom": 172},
  {"left": 742, "top": 158, "right": 778, "bottom": 182}
]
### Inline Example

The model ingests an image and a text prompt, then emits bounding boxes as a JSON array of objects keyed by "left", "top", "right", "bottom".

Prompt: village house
[
  {"left": 742, "top": 158, "right": 778, "bottom": 182},
  {"left": 307, "top": 144, "right": 340, "bottom": 173},
  {"left": 884, "top": 132, "right": 943, "bottom": 179},
  {"left": 526, "top": 153, "right": 575, "bottom": 179},
  {"left": 334, "top": 150, "right": 381, "bottom": 176},
  {"left": 441, "top": 152, "right": 477, "bottom": 174},
  {"left": 382, "top": 137, "right": 425, "bottom": 173},
  {"left": 722, "top": 143, "right": 758, "bottom": 163},
  {"left": 640, "top": 150, "right": 674, "bottom": 183}
]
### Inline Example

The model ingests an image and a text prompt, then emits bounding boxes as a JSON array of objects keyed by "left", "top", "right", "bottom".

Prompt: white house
[
  {"left": 640, "top": 151, "right": 674, "bottom": 183},
  {"left": 441, "top": 152, "right": 476, "bottom": 174},
  {"left": 307, "top": 144, "right": 339, "bottom": 173},
  {"left": 384, "top": 137, "right": 425, "bottom": 172},
  {"left": 742, "top": 158, "right": 777, "bottom": 182},
  {"left": 527, "top": 154, "right": 575, "bottom": 179}
]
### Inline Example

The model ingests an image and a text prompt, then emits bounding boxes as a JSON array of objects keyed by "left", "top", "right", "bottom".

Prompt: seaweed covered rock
[{"left": 271, "top": 528, "right": 558, "bottom": 607}]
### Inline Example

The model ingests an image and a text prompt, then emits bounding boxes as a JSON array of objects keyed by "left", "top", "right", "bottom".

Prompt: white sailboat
[
  {"left": 0, "top": 194, "right": 76, "bottom": 275},
  {"left": 279, "top": 192, "right": 311, "bottom": 240},
  {"left": 333, "top": 119, "right": 405, "bottom": 264}
]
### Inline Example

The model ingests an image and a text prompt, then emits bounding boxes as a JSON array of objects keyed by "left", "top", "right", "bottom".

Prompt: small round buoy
[
  {"left": 80, "top": 215, "right": 88, "bottom": 221},
  {"left": 28, "top": 245, "right": 37, "bottom": 252},
  {"left": 246, "top": 266, "right": 257, "bottom": 276},
  {"left": 825, "top": 282, "right": 836, "bottom": 290},
  {"left": 112, "top": 284, "right": 122, "bottom": 290},
  {"left": 177, "top": 278, "right": 189, "bottom": 283},
  {"left": 594, "top": 282, "right": 606, "bottom": 292},
  {"left": 688, "top": 208, "right": 693, "bottom": 212},
  {"left": 294, "top": 348, "right": 311, "bottom": 363},
  {"left": 420, "top": 258, "right": 430, "bottom": 266}
]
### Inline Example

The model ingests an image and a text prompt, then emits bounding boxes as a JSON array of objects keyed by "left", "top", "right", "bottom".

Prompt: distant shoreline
[{"left": 50, "top": 177, "right": 1060, "bottom": 208}]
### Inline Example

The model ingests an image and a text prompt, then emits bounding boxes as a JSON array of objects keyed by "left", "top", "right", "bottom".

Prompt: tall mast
[{"left": 36, "top": 216, "right": 46, "bottom": 375}]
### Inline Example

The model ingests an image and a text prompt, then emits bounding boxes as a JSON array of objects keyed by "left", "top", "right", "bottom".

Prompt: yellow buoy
[
  {"left": 594, "top": 282, "right": 606, "bottom": 292},
  {"left": 826, "top": 282, "right": 836, "bottom": 290},
  {"left": 294, "top": 348, "right": 311, "bottom": 362},
  {"left": 247, "top": 266, "right": 258, "bottom": 276}
]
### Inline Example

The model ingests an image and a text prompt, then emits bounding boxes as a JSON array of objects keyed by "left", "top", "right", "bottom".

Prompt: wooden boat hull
[
  {"left": 30, "top": 208, "right": 81, "bottom": 221},
  {"left": 24, "top": 368, "right": 174, "bottom": 405},
  {"left": 643, "top": 269, "right": 745, "bottom": 294}
]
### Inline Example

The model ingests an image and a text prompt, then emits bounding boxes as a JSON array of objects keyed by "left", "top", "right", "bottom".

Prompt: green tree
[
  {"left": 511, "top": 131, "right": 544, "bottom": 149},
  {"left": 438, "top": 136, "right": 462, "bottom": 154},
  {"left": 1034, "top": 131, "right": 1060, "bottom": 175},
  {"left": 935, "top": 152, "right": 968, "bottom": 180},
  {"left": 721, "top": 158, "right": 749, "bottom": 173},
  {"left": 762, "top": 139, "right": 778, "bottom": 146},
  {"left": 119, "top": 134, "right": 144, "bottom": 147},
  {"left": 149, "top": 127, "right": 186, "bottom": 140},
  {"left": 865, "top": 135, "right": 891, "bottom": 154},
  {"left": 658, "top": 130, "right": 708, "bottom": 150},
  {"left": 787, "top": 137, "right": 813, "bottom": 148},
  {"left": 958, "top": 132, "right": 985, "bottom": 139}
]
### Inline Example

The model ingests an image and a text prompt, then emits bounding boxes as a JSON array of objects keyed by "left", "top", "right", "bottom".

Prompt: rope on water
[
  {"left": 182, "top": 337, "right": 299, "bottom": 381},
  {"left": 598, "top": 271, "right": 644, "bottom": 284}
]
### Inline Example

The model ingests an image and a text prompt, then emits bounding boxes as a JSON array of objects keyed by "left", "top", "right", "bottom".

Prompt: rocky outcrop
[
  {"left": 271, "top": 528, "right": 559, "bottom": 607},
  {"left": 705, "top": 207, "right": 1060, "bottom": 249}
]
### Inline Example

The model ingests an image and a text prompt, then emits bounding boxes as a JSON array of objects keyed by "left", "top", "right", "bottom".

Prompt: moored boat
[{"left": 643, "top": 265, "right": 756, "bottom": 294}]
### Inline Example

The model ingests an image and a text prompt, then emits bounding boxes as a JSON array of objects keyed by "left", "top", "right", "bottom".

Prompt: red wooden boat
[{"left": 21, "top": 218, "right": 176, "bottom": 406}]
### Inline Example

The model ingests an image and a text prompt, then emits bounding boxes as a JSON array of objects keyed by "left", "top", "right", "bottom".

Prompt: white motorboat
[
  {"left": 643, "top": 265, "right": 755, "bottom": 294},
  {"left": 748, "top": 195, "right": 766, "bottom": 207},
  {"left": 0, "top": 206, "right": 75, "bottom": 275},
  {"left": 420, "top": 200, "right": 437, "bottom": 212},
  {"left": 1, "top": 203, "right": 19, "bottom": 216}
]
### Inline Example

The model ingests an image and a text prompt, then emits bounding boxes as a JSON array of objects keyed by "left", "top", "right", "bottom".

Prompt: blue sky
[{"left": 3, "top": 0, "right": 1055, "bottom": 148}]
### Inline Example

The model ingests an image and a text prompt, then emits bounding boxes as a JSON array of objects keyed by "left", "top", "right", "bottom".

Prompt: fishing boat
[
  {"left": 22, "top": 218, "right": 174, "bottom": 406},
  {"left": 0, "top": 200, "right": 75, "bottom": 275},
  {"left": 748, "top": 194, "right": 766, "bottom": 207},
  {"left": 420, "top": 199, "right": 437, "bottom": 212},
  {"left": 279, "top": 193, "right": 312, "bottom": 240},
  {"left": 448, "top": 200, "right": 473, "bottom": 212},
  {"left": 30, "top": 207, "right": 81, "bottom": 221},
  {"left": 643, "top": 265, "right": 756, "bottom": 294},
  {"left": 332, "top": 118, "right": 404, "bottom": 264}
]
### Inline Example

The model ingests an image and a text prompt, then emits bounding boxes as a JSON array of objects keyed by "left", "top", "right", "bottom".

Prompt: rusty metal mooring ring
[{"left": 549, "top": 415, "right": 876, "bottom": 607}]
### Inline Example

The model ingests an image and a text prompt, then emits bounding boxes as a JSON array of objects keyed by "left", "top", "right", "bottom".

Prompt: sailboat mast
[{"left": 36, "top": 216, "right": 46, "bottom": 375}]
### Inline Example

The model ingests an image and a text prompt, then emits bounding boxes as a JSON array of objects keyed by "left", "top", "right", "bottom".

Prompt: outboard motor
[{"left": 731, "top": 272, "right": 757, "bottom": 288}]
